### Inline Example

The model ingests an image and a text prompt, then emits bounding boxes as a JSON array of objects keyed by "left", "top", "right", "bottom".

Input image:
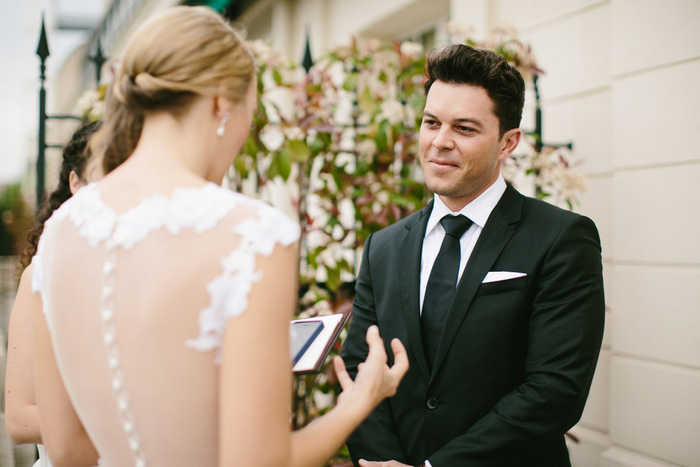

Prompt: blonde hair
[{"left": 90, "top": 6, "right": 255, "bottom": 173}]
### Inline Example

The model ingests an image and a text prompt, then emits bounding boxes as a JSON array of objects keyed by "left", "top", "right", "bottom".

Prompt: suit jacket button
[{"left": 426, "top": 397, "right": 439, "bottom": 410}]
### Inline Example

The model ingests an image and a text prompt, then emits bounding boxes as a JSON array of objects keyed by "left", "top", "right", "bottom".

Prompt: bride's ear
[
  {"left": 213, "top": 95, "right": 231, "bottom": 119},
  {"left": 69, "top": 170, "right": 83, "bottom": 195}
]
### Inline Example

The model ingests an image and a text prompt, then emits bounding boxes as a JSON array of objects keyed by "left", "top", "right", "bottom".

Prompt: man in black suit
[{"left": 340, "top": 44, "right": 605, "bottom": 467}]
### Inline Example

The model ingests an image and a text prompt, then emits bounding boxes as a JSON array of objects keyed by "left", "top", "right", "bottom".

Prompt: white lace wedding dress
[{"left": 32, "top": 182, "right": 299, "bottom": 466}]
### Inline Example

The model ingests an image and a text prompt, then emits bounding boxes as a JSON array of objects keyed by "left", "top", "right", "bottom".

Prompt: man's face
[{"left": 419, "top": 80, "right": 520, "bottom": 211}]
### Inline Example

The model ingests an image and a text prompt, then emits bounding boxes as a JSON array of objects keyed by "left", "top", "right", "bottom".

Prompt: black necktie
[{"left": 421, "top": 214, "right": 473, "bottom": 368}]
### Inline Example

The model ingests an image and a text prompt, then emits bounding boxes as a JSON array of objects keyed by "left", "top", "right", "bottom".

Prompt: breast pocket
[{"left": 476, "top": 275, "right": 528, "bottom": 296}]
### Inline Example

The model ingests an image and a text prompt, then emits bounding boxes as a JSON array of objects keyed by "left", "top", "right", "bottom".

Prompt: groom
[{"left": 340, "top": 44, "right": 605, "bottom": 467}]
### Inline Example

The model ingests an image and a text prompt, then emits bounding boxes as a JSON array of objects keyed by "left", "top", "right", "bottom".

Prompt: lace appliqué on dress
[
  {"left": 31, "top": 184, "right": 117, "bottom": 300},
  {"left": 32, "top": 183, "right": 300, "bottom": 361},
  {"left": 112, "top": 183, "right": 237, "bottom": 249},
  {"left": 185, "top": 203, "right": 300, "bottom": 362}
]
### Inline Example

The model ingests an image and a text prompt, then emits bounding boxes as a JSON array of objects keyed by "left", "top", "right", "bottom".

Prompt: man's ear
[
  {"left": 68, "top": 170, "right": 83, "bottom": 195},
  {"left": 499, "top": 128, "right": 522, "bottom": 161}
]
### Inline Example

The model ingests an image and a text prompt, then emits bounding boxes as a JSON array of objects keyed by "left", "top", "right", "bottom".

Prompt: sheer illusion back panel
[{"left": 36, "top": 185, "right": 298, "bottom": 467}]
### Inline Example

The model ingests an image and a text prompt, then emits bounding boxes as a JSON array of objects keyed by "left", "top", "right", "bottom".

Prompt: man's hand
[{"left": 358, "top": 460, "right": 416, "bottom": 467}]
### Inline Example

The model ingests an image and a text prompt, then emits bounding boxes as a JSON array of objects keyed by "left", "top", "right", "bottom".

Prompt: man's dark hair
[{"left": 424, "top": 44, "right": 525, "bottom": 137}]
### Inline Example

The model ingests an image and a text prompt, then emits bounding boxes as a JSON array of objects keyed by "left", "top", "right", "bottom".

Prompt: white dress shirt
[
  {"left": 420, "top": 175, "right": 506, "bottom": 467},
  {"left": 419, "top": 175, "right": 506, "bottom": 314}
]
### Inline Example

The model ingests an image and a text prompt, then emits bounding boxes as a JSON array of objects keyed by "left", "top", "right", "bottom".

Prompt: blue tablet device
[{"left": 290, "top": 320, "right": 325, "bottom": 365}]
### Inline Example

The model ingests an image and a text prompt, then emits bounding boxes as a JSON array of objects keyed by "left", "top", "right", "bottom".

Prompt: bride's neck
[{"left": 127, "top": 111, "right": 213, "bottom": 181}]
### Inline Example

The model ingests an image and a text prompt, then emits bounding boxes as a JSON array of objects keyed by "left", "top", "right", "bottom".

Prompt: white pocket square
[{"left": 482, "top": 271, "right": 527, "bottom": 283}]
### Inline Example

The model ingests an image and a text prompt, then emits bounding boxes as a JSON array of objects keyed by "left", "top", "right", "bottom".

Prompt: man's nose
[{"left": 432, "top": 127, "right": 455, "bottom": 150}]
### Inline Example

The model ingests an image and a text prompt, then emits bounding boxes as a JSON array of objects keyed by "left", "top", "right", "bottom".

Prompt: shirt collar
[{"left": 425, "top": 175, "right": 507, "bottom": 238}]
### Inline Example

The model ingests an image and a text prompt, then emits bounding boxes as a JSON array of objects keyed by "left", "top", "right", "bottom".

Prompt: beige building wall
[
  {"left": 499, "top": 1, "right": 700, "bottom": 465},
  {"left": 240, "top": 0, "right": 700, "bottom": 466}
]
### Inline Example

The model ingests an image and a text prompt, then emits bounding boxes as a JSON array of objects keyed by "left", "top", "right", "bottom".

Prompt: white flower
[
  {"left": 317, "top": 242, "right": 343, "bottom": 269},
  {"left": 314, "top": 389, "right": 335, "bottom": 411},
  {"left": 90, "top": 100, "right": 106, "bottom": 120},
  {"left": 378, "top": 99, "right": 405, "bottom": 125},
  {"left": 246, "top": 39, "right": 272, "bottom": 63},
  {"left": 558, "top": 170, "right": 587, "bottom": 202},
  {"left": 312, "top": 300, "right": 333, "bottom": 316},
  {"left": 327, "top": 61, "right": 347, "bottom": 88},
  {"left": 282, "top": 67, "right": 305, "bottom": 85},
  {"left": 284, "top": 126, "right": 305, "bottom": 141},
  {"left": 358, "top": 38, "right": 381, "bottom": 55},
  {"left": 300, "top": 289, "right": 320, "bottom": 307},
  {"left": 335, "top": 152, "right": 356, "bottom": 173},
  {"left": 259, "top": 125, "right": 285, "bottom": 151},
  {"left": 400, "top": 41, "right": 424, "bottom": 60},
  {"left": 76, "top": 89, "right": 100, "bottom": 116},
  {"left": 356, "top": 139, "right": 377, "bottom": 157}
]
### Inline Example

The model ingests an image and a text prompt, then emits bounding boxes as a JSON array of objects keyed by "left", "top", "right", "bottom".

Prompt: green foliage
[
  {"left": 237, "top": 31, "right": 584, "bottom": 466},
  {"left": 0, "top": 184, "right": 33, "bottom": 257}
]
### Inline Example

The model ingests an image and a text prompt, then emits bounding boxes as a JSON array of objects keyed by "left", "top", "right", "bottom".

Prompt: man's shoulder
[
  {"left": 512, "top": 192, "right": 599, "bottom": 242},
  {"left": 371, "top": 205, "right": 430, "bottom": 240},
  {"left": 508, "top": 186, "right": 589, "bottom": 222}
]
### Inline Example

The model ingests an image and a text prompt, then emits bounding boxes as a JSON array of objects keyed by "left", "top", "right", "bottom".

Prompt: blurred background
[{"left": 1, "top": 1, "right": 698, "bottom": 466}]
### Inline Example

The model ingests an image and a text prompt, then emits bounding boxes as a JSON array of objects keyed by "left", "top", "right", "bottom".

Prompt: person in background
[
  {"left": 341, "top": 44, "right": 605, "bottom": 467},
  {"left": 31, "top": 7, "right": 407, "bottom": 467},
  {"left": 5, "top": 120, "right": 102, "bottom": 467}
]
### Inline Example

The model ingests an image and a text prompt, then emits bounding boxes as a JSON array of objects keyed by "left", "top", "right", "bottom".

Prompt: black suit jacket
[{"left": 341, "top": 184, "right": 605, "bottom": 466}]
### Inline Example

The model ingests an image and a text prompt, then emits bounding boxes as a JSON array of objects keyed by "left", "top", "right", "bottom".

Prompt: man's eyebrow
[{"left": 422, "top": 111, "right": 483, "bottom": 127}]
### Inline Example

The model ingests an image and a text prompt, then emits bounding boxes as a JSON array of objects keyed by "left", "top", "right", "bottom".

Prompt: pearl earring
[{"left": 216, "top": 111, "right": 229, "bottom": 138}]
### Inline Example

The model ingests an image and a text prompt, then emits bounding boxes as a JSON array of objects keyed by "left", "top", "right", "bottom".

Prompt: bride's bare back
[{"left": 33, "top": 182, "right": 299, "bottom": 466}]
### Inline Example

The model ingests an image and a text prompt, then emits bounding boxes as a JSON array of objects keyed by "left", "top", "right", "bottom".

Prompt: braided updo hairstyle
[
  {"left": 89, "top": 6, "right": 255, "bottom": 174},
  {"left": 19, "top": 120, "right": 102, "bottom": 271}
]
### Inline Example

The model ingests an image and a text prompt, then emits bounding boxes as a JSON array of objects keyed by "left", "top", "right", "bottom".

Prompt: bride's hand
[{"left": 333, "top": 326, "right": 408, "bottom": 410}]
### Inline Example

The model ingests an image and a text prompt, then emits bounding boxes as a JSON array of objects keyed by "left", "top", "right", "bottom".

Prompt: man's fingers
[{"left": 333, "top": 356, "right": 353, "bottom": 391}]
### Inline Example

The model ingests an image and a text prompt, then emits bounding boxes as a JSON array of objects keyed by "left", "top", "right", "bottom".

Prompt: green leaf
[
  {"left": 375, "top": 119, "right": 390, "bottom": 152},
  {"left": 357, "top": 86, "right": 375, "bottom": 114},
  {"left": 272, "top": 68, "right": 283, "bottom": 85},
  {"left": 289, "top": 139, "right": 311, "bottom": 162},
  {"left": 278, "top": 147, "right": 292, "bottom": 180},
  {"left": 326, "top": 266, "right": 341, "bottom": 292},
  {"left": 308, "top": 136, "right": 326, "bottom": 157},
  {"left": 242, "top": 135, "right": 260, "bottom": 156},
  {"left": 342, "top": 73, "right": 359, "bottom": 92},
  {"left": 233, "top": 154, "right": 248, "bottom": 177},
  {"left": 267, "top": 154, "right": 280, "bottom": 179}
]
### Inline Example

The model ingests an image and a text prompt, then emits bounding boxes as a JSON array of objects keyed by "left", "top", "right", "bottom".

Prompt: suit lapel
[
  {"left": 397, "top": 201, "right": 433, "bottom": 382},
  {"left": 430, "top": 186, "right": 524, "bottom": 382}
]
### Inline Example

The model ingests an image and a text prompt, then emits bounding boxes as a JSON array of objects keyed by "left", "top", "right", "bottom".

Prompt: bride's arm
[
  {"left": 219, "top": 243, "right": 408, "bottom": 467},
  {"left": 5, "top": 264, "right": 42, "bottom": 444},
  {"left": 34, "top": 293, "right": 100, "bottom": 467},
  {"left": 288, "top": 328, "right": 408, "bottom": 467},
  {"left": 219, "top": 242, "right": 297, "bottom": 465}
]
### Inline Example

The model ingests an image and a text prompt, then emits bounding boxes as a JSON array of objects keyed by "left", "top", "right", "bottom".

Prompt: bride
[{"left": 32, "top": 6, "right": 407, "bottom": 467}]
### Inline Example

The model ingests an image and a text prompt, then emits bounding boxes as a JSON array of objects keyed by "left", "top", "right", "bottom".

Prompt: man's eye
[
  {"left": 423, "top": 120, "right": 438, "bottom": 126},
  {"left": 457, "top": 126, "right": 476, "bottom": 133}
]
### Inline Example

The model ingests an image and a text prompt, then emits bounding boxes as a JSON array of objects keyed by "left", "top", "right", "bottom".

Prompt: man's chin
[{"left": 425, "top": 180, "right": 459, "bottom": 198}]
